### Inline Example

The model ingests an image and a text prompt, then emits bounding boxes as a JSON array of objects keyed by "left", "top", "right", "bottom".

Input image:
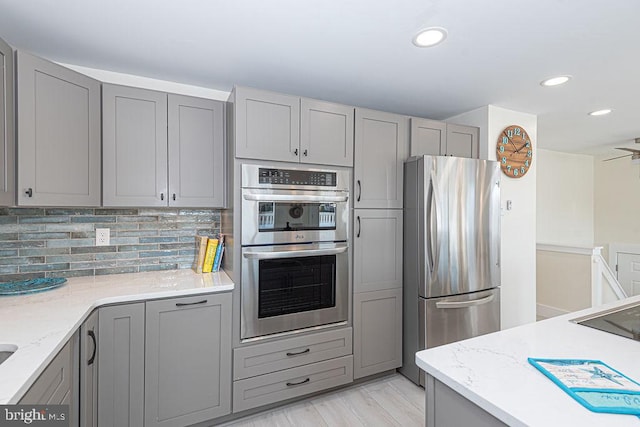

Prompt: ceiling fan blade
[
  {"left": 603, "top": 154, "right": 633, "bottom": 161},
  {"left": 615, "top": 147, "right": 640, "bottom": 153}
]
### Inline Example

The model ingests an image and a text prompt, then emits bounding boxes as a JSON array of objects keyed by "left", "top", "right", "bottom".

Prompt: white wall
[
  {"left": 594, "top": 154, "right": 640, "bottom": 250},
  {"left": 448, "top": 105, "right": 537, "bottom": 329},
  {"left": 61, "top": 63, "right": 231, "bottom": 101},
  {"left": 536, "top": 149, "right": 594, "bottom": 247}
]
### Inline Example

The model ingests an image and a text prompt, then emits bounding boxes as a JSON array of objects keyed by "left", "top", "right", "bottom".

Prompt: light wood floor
[{"left": 220, "top": 373, "right": 425, "bottom": 427}]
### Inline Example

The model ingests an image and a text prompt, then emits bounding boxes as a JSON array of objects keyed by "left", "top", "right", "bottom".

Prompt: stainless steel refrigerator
[{"left": 400, "top": 155, "right": 501, "bottom": 387}]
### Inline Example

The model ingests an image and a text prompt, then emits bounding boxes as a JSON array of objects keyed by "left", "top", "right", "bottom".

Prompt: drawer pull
[
  {"left": 286, "top": 377, "right": 310, "bottom": 387},
  {"left": 286, "top": 348, "right": 310, "bottom": 357},
  {"left": 176, "top": 299, "right": 208, "bottom": 307}
]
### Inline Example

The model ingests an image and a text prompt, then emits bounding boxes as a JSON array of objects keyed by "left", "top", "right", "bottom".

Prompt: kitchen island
[
  {"left": 0, "top": 269, "right": 234, "bottom": 404},
  {"left": 416, "top": 295, "right": 640, "bottom": 426}
]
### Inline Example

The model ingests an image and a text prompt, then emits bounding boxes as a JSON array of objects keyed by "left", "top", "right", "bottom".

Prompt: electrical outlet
[{"left": 96, "top": 228, "right": 110, "bottom": 246}]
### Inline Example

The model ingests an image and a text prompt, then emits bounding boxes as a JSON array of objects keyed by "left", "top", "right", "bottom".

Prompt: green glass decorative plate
[{"left": 0, "top": 278, "right": 67, "bottom": 296}]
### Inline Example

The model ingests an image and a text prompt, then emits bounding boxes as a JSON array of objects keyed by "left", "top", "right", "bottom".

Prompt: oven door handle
[
  {"left": 243, "top": 246, "right": 348, "bottom": 260},
  {"left": 243, "top": 193, "right": 348, "bottom": 203}
]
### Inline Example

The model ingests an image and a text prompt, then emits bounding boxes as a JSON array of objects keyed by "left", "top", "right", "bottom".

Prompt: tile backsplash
[{"left": 0, "top": 207, "right": 221, "bottom": 283}]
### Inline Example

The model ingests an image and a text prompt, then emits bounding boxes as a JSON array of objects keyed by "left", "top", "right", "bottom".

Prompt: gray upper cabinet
[
  {"left": 168, "top": 94, "right": 225, "bottom": 207},
  {"left": 17, "top": 51, "right": 101, "bottom": 206},
  {"left": 300, "top": 98, "right": 354, "bottom": 166},
  {"left": 354, "top": 108, "right": 409, "bottom": 209},
  {"left": 103, "top": 85, "right": 225, "bottom": 207},
  {"left": 0, "top": 37, "right": 14, "bottom": 206},
  {"left": 98, "top": 303, "right": 145, "bottom": 427},
  {"left": 233, "top": 86, "right": 354, "bottom": 167},
  {"left": 103, "top": 84, "right": 168, "bottom": 207},
  {"left": 234, "top": 86, "right": 300, "bottom": 163},
  {"left": 145, "top": 293, "right": 232, "bottom": 427},
  {"left": 411, "top": 117, "right": 479, "bottom": 159}
]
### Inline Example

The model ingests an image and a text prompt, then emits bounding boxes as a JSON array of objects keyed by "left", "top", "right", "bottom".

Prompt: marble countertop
[
  {"left": 416, "top": 295, "right": 640, "bottom": 427},
  {"left": 0, "top": 269, "right": 234, "bottom": 404}
]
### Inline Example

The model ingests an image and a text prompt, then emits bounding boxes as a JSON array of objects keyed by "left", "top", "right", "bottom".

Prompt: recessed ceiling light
[
  {"left": 540, "top": 75, "right": 571, "bottom": 87},
  {"left": 589, "top": 109, "right": 612, "bottom": 116},
  {"left": 412, "top": 27, "right": 448, "bottom": 48}
]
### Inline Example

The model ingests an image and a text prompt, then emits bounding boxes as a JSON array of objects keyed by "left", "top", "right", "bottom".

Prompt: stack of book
[{"left": 192, "top": 234, "right": 225, "bottom": 273}]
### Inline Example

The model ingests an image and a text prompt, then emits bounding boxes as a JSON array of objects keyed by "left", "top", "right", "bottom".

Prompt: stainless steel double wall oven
[{"left": 240, "top": 164, "right": 350, "bottom": 340}]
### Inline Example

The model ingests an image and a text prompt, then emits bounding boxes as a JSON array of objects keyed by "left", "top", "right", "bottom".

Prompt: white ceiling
[{"left": 1, "top": 0, "right": 639, "bottom": 156}]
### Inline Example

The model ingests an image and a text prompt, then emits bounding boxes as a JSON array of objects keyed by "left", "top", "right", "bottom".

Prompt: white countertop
[
  {"left": 416, "top": 295, "right": 640, "bottom": 427},
  {"left": 0, "top": 269, "right": 234, "bottom": 404}
]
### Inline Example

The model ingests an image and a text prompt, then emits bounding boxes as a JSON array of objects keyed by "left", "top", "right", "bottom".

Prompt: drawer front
[
  {"left": 233, "top": 355, "right": 353, "bottom": 413},
  {"left": 234, "top": 327, "right": 352, "bottom": 380}
]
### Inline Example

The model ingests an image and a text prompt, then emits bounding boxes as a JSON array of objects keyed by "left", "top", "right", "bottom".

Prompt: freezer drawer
[{"left": 420, "top": 288, "right": 500, "bottom": 351}]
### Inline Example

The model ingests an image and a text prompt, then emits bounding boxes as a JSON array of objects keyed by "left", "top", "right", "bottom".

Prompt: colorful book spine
[
  {"left": 212, "top": 234, "right": 225, "bottom": 272},
  {"left": 202, "top": 238, "right": 219, "bottom": 273},
  {"left": 192, "top": 235, "right": 208, "bottom": 273}
]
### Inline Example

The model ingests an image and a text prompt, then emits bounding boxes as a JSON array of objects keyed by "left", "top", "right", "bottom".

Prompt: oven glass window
[
  {"left": 258, "top": 202, "right": 336, "bottom": 231},
  {"left": 258, "top": 255, "right": 336, "bottom": 318}
]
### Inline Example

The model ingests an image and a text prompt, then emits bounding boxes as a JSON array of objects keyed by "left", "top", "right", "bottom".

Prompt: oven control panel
[{"left": 258, "top": 168, "right": 336, "bottom": 186}]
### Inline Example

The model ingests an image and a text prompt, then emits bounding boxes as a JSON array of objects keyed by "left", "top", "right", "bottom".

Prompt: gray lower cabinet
[
  {"left": 80, "top": 310, "right": 98, "bottom": 427},
  {"left": 98, "top": 303, "right": 145, "bottom": 427},
  {"left": 145, "top": 293, "right": 232, "bottom": 427},
  {"left": 425, "top": 374, "right": 507, "bottom": 427},
  {"left": 353, "top": 288, "right": 402, "bottom": 379},
  {"left": 103, "top": 85, "right": 226, "bottom": 207},
  {"left": 0, "top": 36, "right": 14, "bottom": 206},
  {"left": 410, "top": 117, "right": 479, "bottom": 159},
  {"left": 353, "top": 209, "right": 403, "bottom": 293},
  {"left": 17, "top": 51, "right": 101, "bottom": 206},
  {"left": 232, "top": 327, "right": 353, "bottom": 413},
  {"left": 232, "top": 86, "right": 355, "bottom": 167},
  {"left": 354, "top": 108, "right": 409, "bottom": 209},
  {"left": 20, "top": 331, "right": 79, "bottom": 427},
  {"left": 233, "top": 355, "right": 353, "bottom": 413}
]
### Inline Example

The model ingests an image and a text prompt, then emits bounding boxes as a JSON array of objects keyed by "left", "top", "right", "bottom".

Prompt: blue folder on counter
[{"left": 529, "top": 358, "right": 640, "bottom": 416}]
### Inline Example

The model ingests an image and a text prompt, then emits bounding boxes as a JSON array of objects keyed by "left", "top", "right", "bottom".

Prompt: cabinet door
[
  {"left": 17, "top": 51, "right": 100, "bottom": 206},
  {"left": 354, "top": 108, "right": 408, "bottom": 209},
  {"left": 145, "top": 293, "right": 232, "bottom": 427},
  {"left": 446, "top": 124, "right": 479, "bottom": 159},
  {"left": 353, "top": 288, "right": 402, "bottom": 379},
  {"left": 103, "top": 84, "right": 168, "bottom": 206},
  {"left": 300, "top": 98, "right": 354, "bottom": 167},
  {"left": 98, "top": 303, "right": 145, "bottom": 427},
  {"left": 410, "top": 118, "right": 446, "bottom": 157},
  {"left": 0, "top": 37, "right": 14, "bottom": 206},
  {"left": 20, "top": 331, "right": 79, "bottom": 426},
  {"left": 353, "top": 209, "right": 403, "bottom": 293},
  {"left": 80, "top": 310, "right": 98, "bottom": 427},
  {"left": 234, "top": 86, "right": 300, "bottom": 163},
  {"left": 168, "top": 94, "right": 225, "bottom": 207}
]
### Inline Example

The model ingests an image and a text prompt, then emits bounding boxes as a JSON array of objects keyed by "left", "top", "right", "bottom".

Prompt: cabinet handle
[
  {"left": 286, "top": 378, "right": 310, "bottom": 387},
  {"left": 160, "top": 193, "right": 164, "bottom": 201},
  {"left": 87, "top": 330, "right": 97, "bottom": 366},
  {"left": 294, "top": 148, "right": 299, "bottom": 156},
  {"left": 172, "top": 193, "right": 176, "bottom": 201},
  {"left": 357, "top": 180, "right": 361, "bottom": 202},
  {"left": 303, "top": 149, "right": 308, "bottom": 156},
  {"left": 357, "top": 216, "right": 361, "bottom": 238},
  {"left": 25, "top": 188, "right": 33, "bottom": 198},
  {"left": 286, "top": 348, "right": 310, "bottom": 357},
  {"left": 175, "top": 299, "right": 208, "bottom": 307}
]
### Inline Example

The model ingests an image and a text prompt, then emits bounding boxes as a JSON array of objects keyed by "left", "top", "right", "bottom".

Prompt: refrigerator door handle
[
  {"left": 426, "top": 170, "right": 440, "bottom": 275},
  {"left": 435, "top": 294, "right": 495, "bottom": 309}
]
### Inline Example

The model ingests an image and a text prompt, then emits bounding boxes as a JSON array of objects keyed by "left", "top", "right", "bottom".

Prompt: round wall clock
[{"left": 496, "top": 125, "right": 533, "bottom": 178}]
